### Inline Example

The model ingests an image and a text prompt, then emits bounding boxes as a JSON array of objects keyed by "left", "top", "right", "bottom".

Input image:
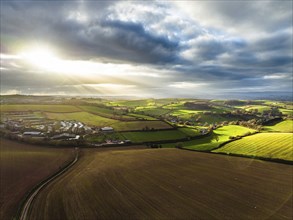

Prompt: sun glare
[{"left": 19, "top": 47, "right": 60, "bottom": 70}]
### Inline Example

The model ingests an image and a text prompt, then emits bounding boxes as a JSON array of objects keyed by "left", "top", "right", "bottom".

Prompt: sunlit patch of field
[
  {"left": 213, "top": 133, "right": 293, "bottom": 161},
  {"left": 107, "top": 99, "right": 155, "bottom": 107},
  {"left": 162, "top": 125, "right": 256, "bottom": 150},
  {"left": 45, "top": 112, "right": 118, "bottom": 127},
  {"left": 238, "top": 105, "right": 271, "bottom": 113},
  {"left": 29, "top": 148, "right": 293, "bottom": 220},
  {"left": 107, "top": 99, "right": 182, "bottom": 108},
  {"left": 135, "top": 107, "right": 171, "bottom": 116},
  {"left": 178, "top": 127, "right": 201, "bottom": 136},
  {"left": 263, "top": 120, "right": 293, "bottom": 133},
  {"left": 170, "top": 109, "right": 205, "bottom": 116},
  {"left": 279, "top": 108, "right": 293, "bottom": 116},
  {"left": 162, "top": 102, "right": 187, "bottom": 110}
]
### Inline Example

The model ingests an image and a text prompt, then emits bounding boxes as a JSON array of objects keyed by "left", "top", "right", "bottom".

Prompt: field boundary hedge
[
  {"left": 117, "top": 127, "right": 177, "bottom": 132},
  {"left": 142, "top": 130, "right": 212, "bottom": 145},
  {"left": 214, "top": 152, "right": 293, "bottom": 165},
  {"left": 211, "top": 131, "right": 259, "bottom": 151},
  {"left": 178, "top": 146, "right": 293, "bottom": 165},
  {"left": 85, "top": 130, "right": 212, "bottom": 146}
]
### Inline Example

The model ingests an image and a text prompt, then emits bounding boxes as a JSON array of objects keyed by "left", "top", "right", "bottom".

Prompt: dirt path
[{"left": 19, "top": 148, "right": 79, "bottom": 220}]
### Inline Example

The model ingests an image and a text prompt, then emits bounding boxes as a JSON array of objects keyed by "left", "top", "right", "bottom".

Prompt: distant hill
[{"left": 184, "top": 102, "right": 213, "bottom": 110}]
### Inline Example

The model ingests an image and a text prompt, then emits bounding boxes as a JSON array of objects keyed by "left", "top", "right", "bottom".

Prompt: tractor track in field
[{"left": 18, "top": 148, "right": 79, "bottom": 220}]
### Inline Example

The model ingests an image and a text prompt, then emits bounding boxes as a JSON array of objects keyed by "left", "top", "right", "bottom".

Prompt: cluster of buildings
[
  {"left": 0, "top": 112, "right": 86, "bottom": 140},
  {"left": 0, "top": 111, "right": 115, "bottom": 143},
  {"left": 59, "top": 121, "right": 92, "bottom": 134}
]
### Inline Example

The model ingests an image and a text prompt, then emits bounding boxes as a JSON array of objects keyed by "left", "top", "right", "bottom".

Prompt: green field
[
  {"left": 29, "top": 148, "right": 292, "bottom": 220},
  {"left": 121, "top": 130, "right": 187, "bottom": 143},
  {"left": 127, "top": 113, "right": 157, "bottom": 120},
  {"left": 178, "top": 127, "right": 201, "bottom": 136},
  {"left": 79, "top": 105, "right": 116, "bottom": 116},
  {"left": 78, "top": 105, "right": 135, "bottom": 120},
  {"left": 213, "top": 133, "right": 293, "bottom": 161},
  {"left": 263, "top": 120, "right": 293, "bottom": 133},
  {"left": 45, "top": 112, "right": 118, "bottom": 126},
  {"left": 44, "top": 112, "right": 172, "bottom": 131},
  {"left": 162, "top": 102, "right": 187, "bottom": 110},
  {"left": 86, "top": 128, "right": 200, "bottom": 143},
  {"left": 0, "top": 104, "right": 80, "bottom": 112},
  {"left": 239, "top": 105, "right": 271, "bottom": 113},
  {"left": 110, "top": 120, "right": 173, "bottom": 131},
  {"left": 86, "top": 132, "right": 126, "bottom": 143},
  {"left": 135, "top": 107, "right": 171, "bottom": 116},
  {"left": 279, "top": 108, "right": 293, "bottom": 116},
  {"left": 108, "top": 99, "right": 181, "bottom": 108},
  {"left": 195, "top": 113, "right": 241, "bottom": 124},
  {"left": 170, "top": 109, "right": 205, "bottom": 116},
  {"left": 163, "top": 125, "right": 256, "bottom": 151},
  {"left": 108, "top": 99, "right": 155, "bottom": 107}
]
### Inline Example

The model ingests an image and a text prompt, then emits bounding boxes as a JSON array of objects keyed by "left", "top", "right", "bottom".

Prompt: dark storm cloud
[
  {"left": 97, "top": 19, "right": 181, "bottom": 63},
  {"left": 0, "top": 0, "right": 292, "bottom": 96},
  {"left": 253, "top": 30, "right": 292, "bottom": 53},
  {"left": 1, "top": 0, "right": 183, "bottom": 64}
]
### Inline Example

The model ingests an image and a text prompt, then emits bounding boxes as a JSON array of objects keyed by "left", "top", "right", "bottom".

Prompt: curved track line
[{"left": 19, "top": 148, "right": 79, "bottom": 220}]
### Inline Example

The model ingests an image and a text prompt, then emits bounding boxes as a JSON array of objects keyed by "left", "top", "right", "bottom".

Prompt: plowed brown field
[
  {"left": 0, "top": 139, "right": 74, "bottom": 220},
  {"left": 29, "top": 148, "right": 292, "bottom": 220}
]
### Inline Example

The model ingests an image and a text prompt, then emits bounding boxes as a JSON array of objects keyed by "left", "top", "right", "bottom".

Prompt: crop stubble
[{"left": 29, "top": 148, "right": 292, "bottom": 220}]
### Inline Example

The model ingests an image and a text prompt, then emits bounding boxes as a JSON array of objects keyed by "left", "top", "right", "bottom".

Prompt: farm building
[
  {"left": 101, "top": 127, "right": 114, "bottom": 132},
  {"left": 23, "top": 131, "right": 44, "bottom": 137}
]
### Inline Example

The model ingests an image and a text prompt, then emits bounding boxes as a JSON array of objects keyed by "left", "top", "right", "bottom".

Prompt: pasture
[
  {"left": 213, "top": 133, "right": 293, "bottom": 161},
  {"left": 0, "top": 104, "right": 80, "bottom": 112},
  {"left": 78, "top": 105, "right": 116, "bottom": 117},
  {"left": 108, "top": 99, "right": 181, "bottom": 108},
  {"left": 195, "top": 113, "right": 241, "bottom": 124},
  {"left": 78, "top": 105, "right": 135, "bottom": 120},
  {"left": 162, "top": 102, "right": 187, "bottom": 110},
  {"left": 280, "top": 108, "right": 293, "bottom": 116},
  {"left": 0, "top": 139, "right": 74, "bottom": 220},
  {"left": 29, "top": 148, "right": 292, "bottom": 220},
  {"left": 127, "top": 113, "right": 157, "bottom": 120},
  {"left": 178, "top": 127, "right": 201, "bottom": 136},
  {"left": 170, "top": 109, "right": 205, "bottom": 116},
  {"left": 86, "top": 132, "right": 126, "bottom": 143},
  {"left": 110, "top": 120, "right": 173, "bottom": 131},
  {"left": 45, "top": 112, "right": 118, "bottom": 127},
  {"left": 135, "top": 107, "right": 171, "bottom": 116},
  {"left": 263, "top": 120, "right": 293, "bottom": 133},
  {"left": 120, "top": 130, "right": 187, "bottom": 143},
  {"left": 239, "top": 105, "right": 271, "bottom": 113},
  {"left": 163, "top": 125, "right": 256, "bottom": 151},
  {"left": 108, "top": 99, "right": 155, "bottom": 107}
]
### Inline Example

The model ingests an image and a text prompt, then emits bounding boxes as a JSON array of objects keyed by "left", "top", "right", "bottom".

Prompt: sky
[{"left": 0, "top": 0, "right": 292, "bottom": 98}]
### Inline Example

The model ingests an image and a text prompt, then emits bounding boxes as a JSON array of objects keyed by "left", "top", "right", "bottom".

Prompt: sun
[{"left": 19, "top": 46, "right": 60, "bottom": 70}]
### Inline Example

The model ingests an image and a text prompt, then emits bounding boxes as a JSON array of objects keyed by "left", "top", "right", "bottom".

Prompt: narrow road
[{"left": 19, "top": 148, "right": 79, "bottom": 220}]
